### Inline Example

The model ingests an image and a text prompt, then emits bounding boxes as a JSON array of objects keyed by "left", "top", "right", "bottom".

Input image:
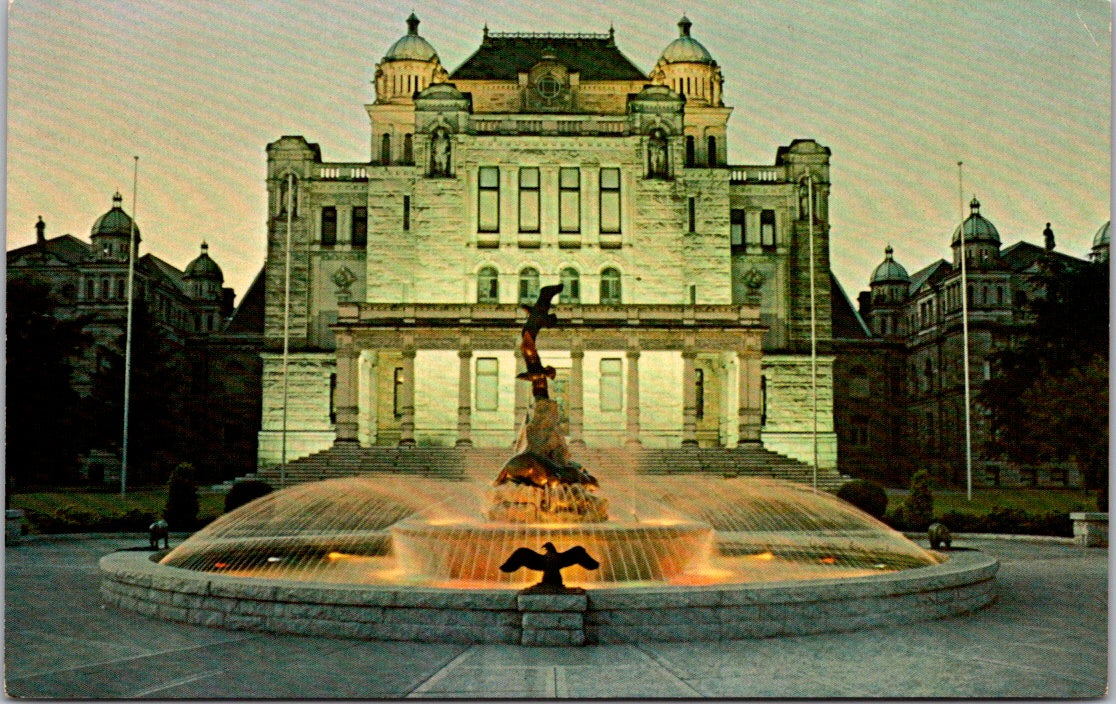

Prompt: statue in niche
[
  {"left": 648, "top": 128, "right": 668, "bottom": 178},
  {"left": 489, "top": 284, "right": 606, "bottom": 523},
  {"left": 430, "top": 127, "right": 451, "bottom": 176}
]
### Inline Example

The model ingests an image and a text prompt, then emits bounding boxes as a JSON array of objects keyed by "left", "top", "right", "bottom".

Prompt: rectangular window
[
  {"left": 475, "top": 358, "right": 499, "bottom": 411},
  {"left": 559, "top": 167, "right": 580, "bottom": 233},
  {"left": 393, "top": 367, "right": 404, "bottom": 419},
  {"left": 688, "top": 197, "right": 696, "bottom": 233},
  {"left": 402, "top": 196, "right": 410, "bottom": 231},
  {"left": 695, "top": 368, "right": 705, "bottom": 420},
  {"left": 600, "top": 358, "right": 623, "bottom": 412},
  {"left": 321, "top": 206, "right": 337, "bottom": 246},
  {"left": 730, "top": 209, "right": 745, "bottom": 249},
  {"left": 329, "top": 373, "right": 337, "bottom": 423},
  {"left": 351, "top": 206, "right": 367, "bottom": 246},
  {"left": 760, "top": 209, "right": 775, "bottom": 247},
  {"left": 599, "top": 168, "right": 620, "bottom": 234},
  {"left": 478, "top": 167, "right": 500, "bottom": 233},
  {"left": 518, "top": 168, "right": 540, "bottom": 232}
]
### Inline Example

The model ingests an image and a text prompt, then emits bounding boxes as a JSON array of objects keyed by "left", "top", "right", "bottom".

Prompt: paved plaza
[{"left": 4, "top": 535, "right": 1107, "bottom": 699}]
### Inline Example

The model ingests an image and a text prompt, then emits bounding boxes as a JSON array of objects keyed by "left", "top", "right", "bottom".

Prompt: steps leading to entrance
[{"left": 252, "top": 444, "right": 848, "bottom": 491}]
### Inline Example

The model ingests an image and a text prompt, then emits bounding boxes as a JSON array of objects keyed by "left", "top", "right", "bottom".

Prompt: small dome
[
  {"left": 951, "top": 197, "right": 1000, "bottom": 246},
  {"left": 659, "top": 16, "right": 714, "bottom": 64},
  {"left": 91, "top": 192, "right": 140, "bottom": 239},
  {"left": 384, "top": 13, "right": 438, "bottom": 61},
  {"left": 870, "top": 245, "right": 910, "bottom": 284},
  {"left": 1093, "top": 221, "right": 1110, "bottom": 248},
  {"left": 183, "top": 242, "right": 224, "bottom": 283}
]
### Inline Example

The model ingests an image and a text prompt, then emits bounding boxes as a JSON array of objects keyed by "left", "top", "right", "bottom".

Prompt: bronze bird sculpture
[
  {"left": 500, "top": 542, "right": 599, "bottom": 591},
  {"left": 516, "top": 283, "right": 564, "bottom": 399}
]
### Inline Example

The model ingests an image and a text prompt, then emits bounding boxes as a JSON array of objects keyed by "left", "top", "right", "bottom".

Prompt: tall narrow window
[
  {"left": 694, "top": 368, "right": 705, "bottom": 419},
  {"left": 478, "top": 166, "right": 500, "bottom": 233},
  {"left": 351, "top": 206, "right": 367, "bottom": 246},
  {"left": 599, "top": 168, "right": 621, "bottom": 233},
  {"left": 329, "top": 373, "right": 337, "bottom": 423},
  {"left": 760, "top": 209, "right": 775, "bottom": 248},
  {"left": 393, "top": 367, "right": 404, "bottom": 419},
  {"left": 730, "top": 209, "right": 745, "bottom": 250},
  {"left": 381, "top": 134, "right": 391, "bottom": 165},
  {"left": 321, "top": 206, "right": 337, "bottom": 246},
  {"left": 600, "top": 358, "right": 622, "bottom": 412},
  {"left": 600, "top": 267, "right": 621, "bottom": 304},
  {"left": 477, "top": 266, "right": 499, "bottom": 303},
  {"left": 688, "top": 197, "right": 696, "bottom": 233},
  {"left": 559, "top": 168, "right": 580, "bottom": 233},
  {"left": 518, "top": 267, "right": 540, "bottom": 305},
  {"left": 475, "top": 358, "right": 499, "bottom": 411},
  {"left": 559, "top": 268, "right": 580, "bottom": 303},
  {"left": 760, "top": 375, "right": 767, "bottom": 426},
  {"left": 402, "top": 134, "right": 414, "bottom": 164},
  {"left": 278, "top": 174, "right": 298, "bottom": 217},
  {"left": 518, "top": 167, "right": 540, "bottom": 232},
  {"left": 707, "top": 136, "right": 717, "bottom": 166},
  {"left": 403, "top": 196, "right": 410, "bottom": 231},
  {"left": 685, "top": 135, "right": 695, "bottom": 166}
]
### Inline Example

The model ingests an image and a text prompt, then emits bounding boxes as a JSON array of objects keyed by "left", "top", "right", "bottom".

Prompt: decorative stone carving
[{"left": 331, "top": 266, "right": 358, "bottom": 300}]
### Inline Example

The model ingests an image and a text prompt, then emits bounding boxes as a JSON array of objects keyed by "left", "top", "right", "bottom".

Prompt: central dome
[
  {"left": 660, "top": 16, "right": 714, "bottom": 64},
  {"left": 871, "top": 246, "right": 910, "bottom": 284},
  {"left": 91, "top": 192, "right": 139, "bottom": 238},
  {"left": 951, "top": 197, "right": 1000, "bottom": 246},
  {"left": 184, "top": 242, "right": 223, "bottom": 282},
  {"left": 384, "top": 13, "right": 438, "bottom": 61}
]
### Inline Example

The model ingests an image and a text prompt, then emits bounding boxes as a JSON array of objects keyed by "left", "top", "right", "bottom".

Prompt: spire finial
[
  {"left": 201, "top": 241, "right": 209, "bottom": 252},
  {"left": 885, "top": 244, "right": 893, "bottom": 258},
  {"left": 969, "top": 195, "right": 980, "bottom": 214},
  {"left": 678, "top": 15, "right": 692, "bottom": 36},
  {"left": 406, "top": 12, "right": 420, "bottom": 35},
  {"left": 112, "top": 191, "right": 123, "bottom": 207}
]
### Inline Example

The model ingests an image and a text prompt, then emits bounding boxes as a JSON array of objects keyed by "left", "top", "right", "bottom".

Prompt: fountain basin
[{"left": 100, "top": 549, "right": 998, "bottom": 643}]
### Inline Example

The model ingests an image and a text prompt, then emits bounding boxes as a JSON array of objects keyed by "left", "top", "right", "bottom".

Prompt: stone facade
[{"left": 259, "top": 16, "right": 836, "bottom": 470}]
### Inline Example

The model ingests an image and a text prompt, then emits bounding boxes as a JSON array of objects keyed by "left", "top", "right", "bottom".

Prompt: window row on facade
[
  {"left": 477, "top": 166, "right": 622, "bottom": 239},
  {"left": 477, "top": 265, "right": 622, "bottom": 304}
]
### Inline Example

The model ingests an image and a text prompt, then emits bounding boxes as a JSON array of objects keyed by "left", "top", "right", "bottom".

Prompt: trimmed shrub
[
  {"left": 164, "top": 462, "right": 199, "bottom": 530},
  {"left": 224, "top": 480, "right": 274, "bottom": 513},
  {"left": 835, "top": 479, "right": 889, "bottom": 520},
  {"left": 901, "top": 470, "right": 934, "bottom": 530}
]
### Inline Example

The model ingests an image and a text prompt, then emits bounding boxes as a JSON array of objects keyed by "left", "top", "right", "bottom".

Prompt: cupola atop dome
[
  {"left": 184, "top": 242, "right": 224, "bottom": 283},
  {"left": 660, "top": 16, "right": 714, "bottom": 64},
  {"left": 91, "top": 191, "right": 140, "bottom": 240},
  {"left": 374, "top": 14, "right": 448, "bottom": 105},
  {"left": 870, "top": 245, "right": 910, "bottom": 284},
  {"left": 951, "top": 196, "right": 1001, "bottom": 247},
  {"left": 384, "top": 13, "right": 439, "bottom": 62}
]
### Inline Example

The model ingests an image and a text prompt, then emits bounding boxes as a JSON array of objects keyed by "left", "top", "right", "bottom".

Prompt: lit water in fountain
[{"left": 160, "top": 470, "right": 941, "bottom": 588}]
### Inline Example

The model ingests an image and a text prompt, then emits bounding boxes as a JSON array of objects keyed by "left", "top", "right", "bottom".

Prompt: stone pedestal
[
  {"left": 517, "top": 592, "right": 587, "bottom": 646},
  {"left": 1070, "top": 512, "right": 1108, "bottom": 547}
]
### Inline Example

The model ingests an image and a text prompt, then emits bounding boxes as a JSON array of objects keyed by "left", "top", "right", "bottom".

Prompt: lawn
[
  {"left": 8, "top": 488, "right": 225, "bottom": 533},
  {"left": 886, "top": 487, "right": 1098, "bottom": 515}
]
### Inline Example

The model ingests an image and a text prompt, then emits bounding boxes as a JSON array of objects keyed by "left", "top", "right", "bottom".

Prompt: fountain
[{"left": 100, "top": 285, "right": 998, "bottom": 644}]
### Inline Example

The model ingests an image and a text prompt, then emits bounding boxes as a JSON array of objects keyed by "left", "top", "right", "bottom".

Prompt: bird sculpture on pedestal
[{"left": 500, "top": 542, "right": 599, "bottom": 592}]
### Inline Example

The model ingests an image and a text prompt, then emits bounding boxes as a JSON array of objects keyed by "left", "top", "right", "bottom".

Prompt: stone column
[
  {"left": 568, "top": 344, "right": 585, "bottom": 447},
  {"left": 358, "top": 350, "right": 378, "bottom": 445},
  {"left": 456, "top": 344, "right": 473, "bottom": 447},
  {"left": 334, "top": 332, "right": 359, "bottom": 443},
  {"left": 737, "top": 348, "right": 763, "bottom": 444},
  {"left": 399, "top": 346, "right": 416, "bottom": 447},
  {"left": 514, "top": 344, "right": 530, "bottom": 431},
  {"left": 681, "top": 349, "right": 698, "bottom": 447},
  {"left": 625, "top": 345, "right": 641, "bottom": 447}
]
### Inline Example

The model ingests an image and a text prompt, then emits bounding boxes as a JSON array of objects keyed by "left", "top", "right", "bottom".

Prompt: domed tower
[
  {"left": 183, "top": 242, "right": 224, "bottom": 302},
  {"left": 867, "top": 245, "right": 910, "bottom": 337},
  {"left": 649, "top": 16, "right": 730, "bottom": 167},
  {"left": 368, "top": 14, "right": 448, "bottom": 165},
  {"left": 951, "top": 197, "right": 1001, "bottom": 270},
  {"left": 90, "top": 192, "right": 140, "bottom": 262},
  {"left": 1091, "top": 221, "right": 1109, "bottom": 263}
]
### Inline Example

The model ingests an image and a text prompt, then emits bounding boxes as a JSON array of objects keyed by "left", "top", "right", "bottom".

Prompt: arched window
[
  {"left": 559, "top": 267, "right": 580, "bottom": 303},
  {"left": 600, "top": 267, "right": 621, "bottom": 304},
  {"left": 685, "top": 135, "right": 695, "bottom": 167},
  {"left": 402, "top": 134, "right": 413, "bottom": 164},
  {"left": 477, "top": 266, "right": 499, "bottom": 303},
  {"left": 518, "top": 267, "right": 540, "bottom": 305},
  {"left": 707, "top": 135, "right": 717, "bottom": 166},
  {"left": 381, "top": 133, "right": 391, "bottom": 165}
]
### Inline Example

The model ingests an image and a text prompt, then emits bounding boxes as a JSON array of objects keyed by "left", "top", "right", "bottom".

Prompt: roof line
[{"left": 831, "top": 272, "right": 872, "bottom": 337}]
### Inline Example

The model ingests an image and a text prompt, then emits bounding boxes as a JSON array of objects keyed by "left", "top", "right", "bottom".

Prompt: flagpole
[
  {"left": 121, "top": 156, "right": 139, "bottom": 497},
  {"left": 280, "top": 174, "right": 293, "bottom": 488},
  {"left": 958, "top": 162, "right": 974, "bottom": 501},
  {"left": 807, "top": 174, "right": 818, "bottom": 490}
]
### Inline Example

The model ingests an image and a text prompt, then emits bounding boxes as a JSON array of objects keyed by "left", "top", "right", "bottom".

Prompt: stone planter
[{"left": 1070, "top": 512, "right": 1108, "bottom": 547}]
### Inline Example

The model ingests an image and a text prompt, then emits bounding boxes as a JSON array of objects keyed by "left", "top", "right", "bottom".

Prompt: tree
[
  {"left": 980, "top": 259, "right": 1109, "bottom": 503},
  {"left": 5, "top": 278, "right": 93, "bottom": 491},
  {"left": 164, "top": 462, "right": 199, "bottom": 530}
]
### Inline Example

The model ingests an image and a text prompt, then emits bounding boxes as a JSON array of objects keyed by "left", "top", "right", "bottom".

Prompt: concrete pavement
[{"left": 4, "top": 535, "right": 1107, "bottom": 698}]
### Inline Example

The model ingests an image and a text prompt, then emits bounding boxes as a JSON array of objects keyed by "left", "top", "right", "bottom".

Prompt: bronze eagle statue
[
  {"left": 516, "top": 283, "right": 564, "bottom": 399},
  {"left": 500, "top": 542, "right": 599, "bottom": 591}
]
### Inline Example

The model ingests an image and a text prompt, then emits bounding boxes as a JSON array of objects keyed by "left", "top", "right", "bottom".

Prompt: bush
[
  {"left": 901, "top": 470, "right": 934, "bottom": 530},
  {"left": 164, "top": 462, "right": 199, "bottom": 530},
  {"left": 224, "top": 480, "right": 274, "bottom": 513},
  {"left": 836, "top": 479, "right": 888, "bottom": 519}
]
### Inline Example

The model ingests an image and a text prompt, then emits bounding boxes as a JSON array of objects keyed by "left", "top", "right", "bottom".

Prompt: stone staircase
[{"left": 248, "top": 443, "right": 848, "bottom": 491}]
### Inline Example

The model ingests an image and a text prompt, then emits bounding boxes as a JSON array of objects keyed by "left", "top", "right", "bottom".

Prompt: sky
[{"left": 6, "top": 0, "right": 1111, "bottom": 302}]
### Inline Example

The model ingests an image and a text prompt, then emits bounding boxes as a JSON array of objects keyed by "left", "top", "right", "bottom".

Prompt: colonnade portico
[{"left": 333, "top": 302, "right": 766, "bottom": 449}]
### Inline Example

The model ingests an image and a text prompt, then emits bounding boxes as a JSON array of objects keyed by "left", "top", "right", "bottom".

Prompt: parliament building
[{"left": 259, "top": 16, "right": 838, "bottom": 475}]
